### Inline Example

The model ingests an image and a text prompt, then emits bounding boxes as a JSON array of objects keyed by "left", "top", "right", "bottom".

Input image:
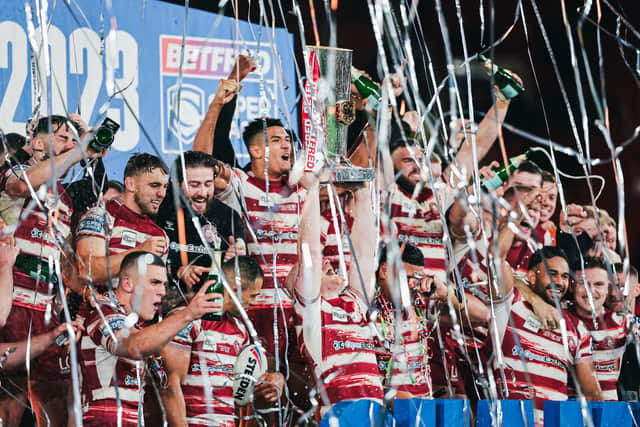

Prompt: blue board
[{"left": 0, "top": 0, "right": 297, "bottom": 179}]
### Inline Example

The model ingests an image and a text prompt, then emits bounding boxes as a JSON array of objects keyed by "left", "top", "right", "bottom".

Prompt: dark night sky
[{"left": 162, "top": 0, "right": 640, "bottom": 266}]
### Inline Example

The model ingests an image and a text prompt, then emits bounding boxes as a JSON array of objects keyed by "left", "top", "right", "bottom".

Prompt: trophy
[{"left": 302, "top": 46, "right": 374, "bottom": 182}]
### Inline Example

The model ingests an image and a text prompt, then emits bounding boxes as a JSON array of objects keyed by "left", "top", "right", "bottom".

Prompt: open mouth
[
  {"left": 153, "top": 301, "right": 162, "bottom": 311},
  {"left": 281, "top": 153, "right": 290, "bottom": 162}
]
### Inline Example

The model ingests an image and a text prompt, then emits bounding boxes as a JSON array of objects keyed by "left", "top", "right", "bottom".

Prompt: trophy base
[{"left": 327, "top": 165, "right": 375, "bottom": 183}]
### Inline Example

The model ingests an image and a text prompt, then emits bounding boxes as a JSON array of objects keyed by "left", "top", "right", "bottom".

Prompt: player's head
[
  {"left": 30, "top": 116, "right": 78, "bottom": 161},
  {"left": 540, "top": 171, "right": 558, "bottom": 222},
  {"left": 389, "top": 120, "right": 423, "bottom": 188},
  {"left": 572, "top": 257, "right": 611, "bottom": 317},
  {"left": 606, "top": 263, "right": 638, "bottom": 312},
  {"left": 242, "top": 118, "right": 291, "bottom": 180},
  {"left": 507, "top": 160, "right": 543, "bottom": 190},
  {"left": 118, "top": 251, "right": 168, "bottom": 321},
  {"left": 528, "top": 246, "right": 570, "bottom": 304},
  {"left": 503, "top": 186, "right": 541, "bottom": 242},
  {"left": 221, "top": 256, "right": 264, "bottom": 317},
  {"left": 124, "top": 153, "right": 169, "bottom": 216},
  {"left": 377, "top": 243, "right": 425, "bottom": 295},
  {"left": 103, "top": 180, "right": 124, "bottom": 201},
  {"left": 173, "top": 151, "right": 218, "bottom": 215}
]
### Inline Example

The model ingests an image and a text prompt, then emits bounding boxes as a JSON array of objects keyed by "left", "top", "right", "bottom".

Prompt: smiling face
[
  {"left": 391, "top": 145, "right": 424, "bottom": 187},
  {"left": 180, "top": 166, "right": 215, "bottom": 215},
  {"left": 249, "top": 126, "right": 292, "bottom": 180},
  {"left": 126, "top": 168, "right": 169, "bottom": 216},
  {"left": 528, "top": 256, "right": 571, "bottom": 304},
  {"left": 572, "top": 267, "right": 610, "bottom": 317},
  {"left": 540, "top": 181, "right": 558, "bottom": 222}
]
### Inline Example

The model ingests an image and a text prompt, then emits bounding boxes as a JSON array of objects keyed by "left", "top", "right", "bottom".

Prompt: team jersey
[
  {"left": 388, "top": 182, "right": 453, "bottom": 281},
  {"left": 0, "top": 162, "right": 74, "bottom": 311},
  {"left": 372, "top": 290, "right": 432, "bottom": 396},
  {"left": 218, "top": 169, "right": 305, "bottom": 309},
  {"left": 76, "top": 199, "right": 169, "bottom": 286},
  {"left": 294, "top": 287, "right": 383, "bottom": 406},
  {"left": 80, "top": 297, "right": 147, "bottom": 426},
  {"left": 493, "top": 289, "right": 593, "bottom": 426},
  {"left": 170, "top": 310, "right": 249, "bottom": 427},
  {"left": 567, "top": 308, "right": 632, "bottom": 401}
]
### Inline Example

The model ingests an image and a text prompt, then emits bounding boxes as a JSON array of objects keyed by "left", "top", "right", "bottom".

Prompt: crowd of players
[{"left": 0, "top": 54, "right": 637, "bottom": 427}]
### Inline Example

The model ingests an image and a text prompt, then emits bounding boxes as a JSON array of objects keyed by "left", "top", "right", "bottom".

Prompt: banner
[{"left": 0, "top": 0, "right": 297, "bottom": 178}]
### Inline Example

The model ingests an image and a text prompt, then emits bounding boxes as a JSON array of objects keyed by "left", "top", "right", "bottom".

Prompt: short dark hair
[
  {"left": 119, "top": 251, "right": 165, "bottom": 278},
  {"left": 389, "top": 120, "right": 419, "bottom": 154},
  {"left": 3, "top": 133, "right": 26, "bottom": 152},
  {"left": 105, "top": 180, "right": 124, "bottom": 193},
  {"left": 242, "top": 118, "right": 285, "bottom": 151},
  {"left": 528, "top": 246, "right": 569, "bottom": 271},
  {"left": 124, "top": 153, "right": 168, "bottom": 179},
  {"left": 541, "top": 170, "right": 556, "bottom": 184},
  {"left": 573, "top": 256, "right": 608, "bottom": 273},
  {"left": 172, "top": 151, "right": 218, "bottom": 183},
  {"left": 515, "top": 160, "right": 544, "bottom": 179},
  {"left": 31, "top": 115, "right": 71, "bottom": 137},
  {"left": 222, "top": 256, "right": 264, "bottom": 290},
  {"left": 378, "top": 243, "right": 424, "bottom": 268},
  {"left": 612, "top": 263, "right": 638, "bottom": 278}
]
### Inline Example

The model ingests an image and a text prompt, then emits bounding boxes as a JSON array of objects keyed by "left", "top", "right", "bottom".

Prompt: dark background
[{"left": 162, "top": 0, "right": 640, "bottom": 266}]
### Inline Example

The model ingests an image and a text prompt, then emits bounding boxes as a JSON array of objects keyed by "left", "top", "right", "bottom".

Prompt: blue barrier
[
  {"left": 393, "top": 399, "right": 471, "bottom": 427},
  {"left": 322, "top": 399, "right": 640, "bottom": 426},
  {"left": 476, "top": 400, "right": 534, "bottom": 427},
  {"left": 545, "top": 400, "right": 634, "bottom": 427},
  {"left": 320, "top": 399, "right": 391, "bottom": 427}
]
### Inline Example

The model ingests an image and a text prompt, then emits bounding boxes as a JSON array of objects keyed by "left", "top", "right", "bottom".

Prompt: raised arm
[
  {"left": 348, "top": 185, "right": 377, "bottom": 302},
  {"left": 294, "top": 174, "right": 322, "bottom": 303},
  {"left": 192, "top": 80, "right": 239, "bottom": 155},
  {"left": 116, "top": 284, "right": 219, "bottom": 359}
]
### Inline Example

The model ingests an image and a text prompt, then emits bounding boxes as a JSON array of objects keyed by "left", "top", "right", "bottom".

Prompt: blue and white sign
[{"left": 0, "top": 0, "right": 298, "bottom": 178}]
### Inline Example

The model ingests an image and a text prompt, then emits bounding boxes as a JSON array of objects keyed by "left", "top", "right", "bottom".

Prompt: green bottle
[
  {"left": 481, "top": 151, "right": 530, "bottom": 191},
  {"left": 202, "top": 250, "right": 224, "bottom": 321},
  {"left": 351, "top": 66, "right": 382, "bottom": 110},
  {"left": 478, "top": 55, "right": 525, "bottom": 100},
  {"left": 15, "top": 253, "right": 49, "bottom": 282}
]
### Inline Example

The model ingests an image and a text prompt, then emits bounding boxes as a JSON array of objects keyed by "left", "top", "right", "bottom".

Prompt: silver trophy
[{"left": 303, "top": 46, "right": 374, "bottom": 182}]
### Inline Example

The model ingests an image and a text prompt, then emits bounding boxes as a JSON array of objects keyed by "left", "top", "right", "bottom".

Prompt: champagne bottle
[
  {"left": 481, "top": 151, "right": 530, "bottom": 191},
  {"left": 351, "top": 67, "right": 382, "bottom": 110},
  {"left": 202, "top": 249, "right": 224, "bottom": 321},
  {"left": 478, "top": 55, "right": 525, "bottom": 100}
]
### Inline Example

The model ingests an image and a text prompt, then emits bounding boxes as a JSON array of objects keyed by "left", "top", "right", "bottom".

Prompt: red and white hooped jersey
[
  {"left": 1, "top": 162, "right": 74, "bottom": 311},
  {"left": 76, "top": 199, "right": 169, "bottom": 260},
  {"left": 388, "top": 182, "right": 453, "bottom": 281},
  {"left": 170, "top": 309, "right": 249, "bottom": 427},
  {"left": 567, "top": 308, "right": 633, "bottom": 401},
  {"left": 294, "top": 287, "right": 383, "bottom": 406},
  {"left": 372, "top": 291, "right": 432, "bottom": 396},
  {"left": 493, "top": 289, "right": 593, "bottom": 426},
  {"left": 80, "top": 298, "right": 146, "bottom": 426},
  {"left": 219, "top": 169, "right": 305, "bottom": 309}
]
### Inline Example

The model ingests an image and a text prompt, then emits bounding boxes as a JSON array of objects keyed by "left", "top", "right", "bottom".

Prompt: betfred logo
[{"left": 160, "top": 36, "right": 271, "bottom": 79}]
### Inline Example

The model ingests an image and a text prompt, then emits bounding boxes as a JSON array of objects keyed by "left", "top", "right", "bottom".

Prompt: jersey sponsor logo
[
  {"left": 78, "top": 213, "right": 105, "bottom": 234},
  {"left": 511, "top": 345, "right": 566, "bottom": 369},
  {"left": 121, "top": 231, "right": 138, "bottom": 248},
  {"left": 255, "top": 229, "right": 297, "bottom": 241},
  {"left": 332, "top": 309, "right": 349, "bottom": 323},
  {"left": 191, "top": 362, "right": 233, "bottom": 375},
  {"left": 169, "top": 241, "right": 209, "bottom": 255},
  {"left": 593, "top": 359, "right": 619, "bottom": 372},
  {"left": 258, "top": 195, "right": 275, "bottom": 208},
  {"left": 397, "top": 233, "right": 442, "bottom": 246},
  {"left": 124, "top": 375, "right": 140, "bottom": 386},
  {"left": 523, "top": 315, "right": 542, "bottom": 333},
  {"left": 102, "top": 317, "right": 125, "bottom": 336},
  {"left": 333, "top": 340, "right": 375, "bottom": 351},
  {"left": 176, "top": 323, "right": 193, "bottom": 341}
]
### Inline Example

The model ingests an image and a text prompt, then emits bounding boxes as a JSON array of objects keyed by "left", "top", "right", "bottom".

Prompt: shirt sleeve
[
  {"left": 86, "top": 306, "right": 128, "bottom": 355},
  {"left": 170, "top": 308, "right": 199, "bottom": 349},
  {"left": 75, "top": 204, "right": 108, "bottom": 241}
]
